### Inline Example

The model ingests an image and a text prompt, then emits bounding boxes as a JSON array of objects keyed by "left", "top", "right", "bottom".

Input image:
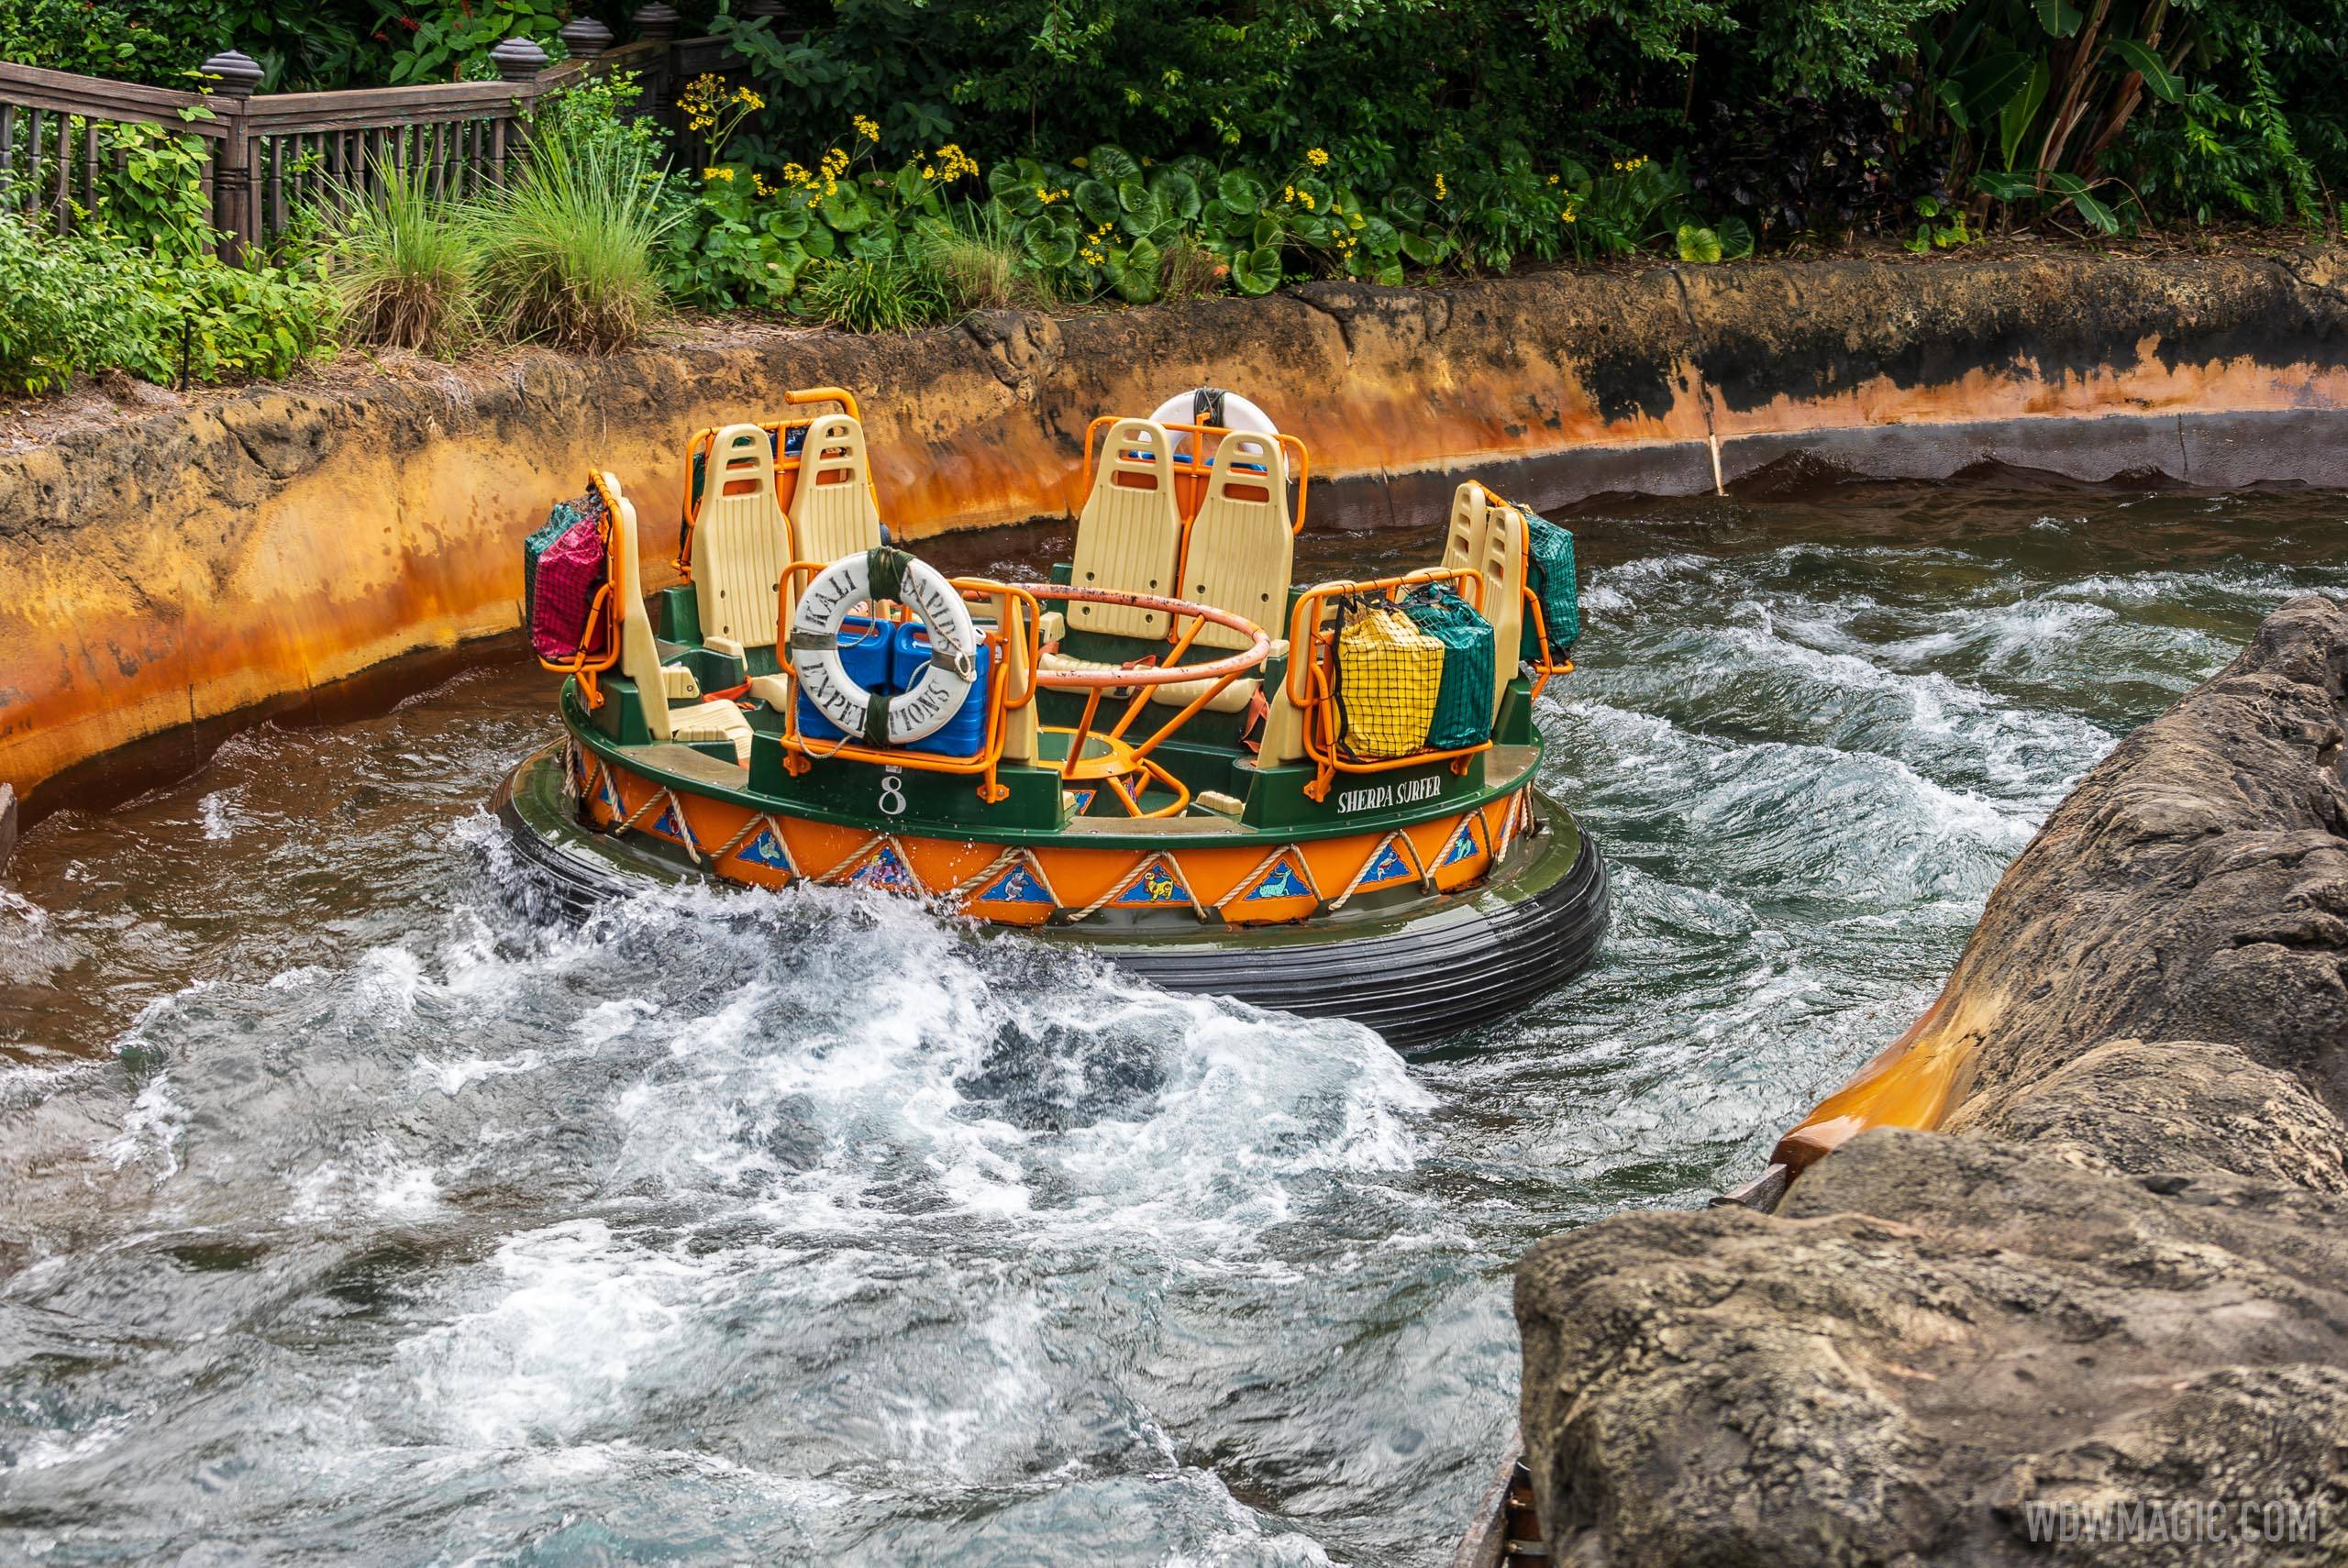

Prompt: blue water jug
[
  {"left": 795, "top": 614, "right": 898, "bottom": 741},
  {"left": 889, "top": 621, "right": 992, "bottom": 757}
]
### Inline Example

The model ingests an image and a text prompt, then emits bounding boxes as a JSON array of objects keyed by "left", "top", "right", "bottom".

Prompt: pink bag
[{"left": 528, "top": 492, "right": 611, "bottom": 663}]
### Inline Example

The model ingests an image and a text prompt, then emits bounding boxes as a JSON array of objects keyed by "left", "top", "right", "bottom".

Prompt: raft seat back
[
  {"left": 1180, "top": 433, "right": 1292, "bottom": 652},
  {"left": 792, "top": 413, "right": 886, "bottom": 568},
  {"left": 691, "top": 424, "right": 791, "bottom": 653},
  {"left": 1442, "top": 483, "right": 1527, "bottom": 722},
  {"left": 1069, "top": 419, "right": 1182, "bottom": 640},
  {"left": 604, "top": 474, "right": 675, "bottom": 742}
]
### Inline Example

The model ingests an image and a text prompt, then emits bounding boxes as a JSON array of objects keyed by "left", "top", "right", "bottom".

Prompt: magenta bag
[{"left": 526, "top": 488, "right": 612, "bottom": 664}]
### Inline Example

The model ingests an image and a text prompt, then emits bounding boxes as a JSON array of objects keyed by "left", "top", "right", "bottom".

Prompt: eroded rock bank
[
  {"left": 6, "top": 248, "right": 2348, "bottom": 807},
  {"left": 1515, "top": 594, "right": 2348, "bottom": 1565}
]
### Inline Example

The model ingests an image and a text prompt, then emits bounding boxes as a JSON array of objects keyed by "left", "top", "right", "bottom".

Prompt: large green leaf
[
  {"left": 818, "top": 186, "right": 873, "bottom": 233},
  {"left": 1716, "top": 215, "right": 1755, "bottom": 261},
  {"left": 1231, "top": 245, "right": 1282, "bottom": 295},
  {"left": 1088, "top": 144, "right": 1141, "bottom": 182},
  {"left": 1114, "top": 238, "right": 1162, "bottom": 303},
  {"left": 1397, "top": 228, "right": 1442, "bottom": 265},
  {"left": 1217, "top": 170, "right": 1267, "bottom": 212},
  {"left": 2046, "top": 171, "right": 2121, "bottom": 233},
  {"left": 1675, "top": 224, "right": 1723, "bottom": 264},
  {"left": 1999, "top": 57, "right": 2051, "bottom": 171},
  {"left": 760, "top": 203, "right": 811, "bottom": 242},
  {"left": 1149, "top": 170, "right": 1202, "bottom": 223},
  {"left": 2107, "top": 37, "right": 2184, "bottom": 104},
  {"left": 1358, "top": 215, "right": 1401, "bottom": 257},
  {"left": 2033, "top": 0, "right": 2082, "bottom": 38},
  {"left": 1072, "top": 179, "right": 1120, "bottom": 226},
  {"left": 1022, "top": 216, "right": 1077, "bottom": 269},
  {"left": 1950, "top": 49, "right": 2032, "bottom": 131}
]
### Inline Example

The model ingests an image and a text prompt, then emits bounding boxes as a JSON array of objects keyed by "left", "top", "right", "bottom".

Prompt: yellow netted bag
[{"left": 1335, "top": 599, "right": 1443, "bottom": 759}]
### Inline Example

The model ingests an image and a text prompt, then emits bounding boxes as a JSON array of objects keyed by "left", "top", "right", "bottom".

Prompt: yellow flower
[
  {"left": 1560, "top": 208, "right": 1577, "bottom": 224},
  {"left": 1305, "top": 147, "right": 1329, "bottom": 167},
  {"left": 781, "top": 161, "right": 811, "bottom": 185},
  {"left": 1433, "top": 172, "right": 1448, "bottom": 201},
  {"left": 702, "top": 166, "right": 735, "bottom": 182},
  {"left": 735, "top": 87, "right": 764, "bottom": 110},
  {"left": 852, "top": 114, "right": 880, "bottom": 142},
  {"left": 922, "top": 165, "right": 936, "bottom": 180},
  {"left": 754, "top": 174, "right": 776, "bottom": 197},
  {"left": 1545, "top": 173, "right": 1559, "bottom": 185}
]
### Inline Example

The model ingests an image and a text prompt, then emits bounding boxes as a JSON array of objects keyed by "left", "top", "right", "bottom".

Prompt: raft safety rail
[
  {"left": 1284, "top": 567, "right": 1495, "bottom": 803},
  {"left": 673, "top": 386, "right": 874, "bottom": 580},
  {"left": 1080, "top": 415, "right": 1313, "bottom": 538},
  {"left": 759, "top": 569, "right": 1271, "bottom": 814}
]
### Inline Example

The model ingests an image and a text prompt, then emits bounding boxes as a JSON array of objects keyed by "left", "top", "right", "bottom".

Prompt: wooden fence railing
[{"left": 0, "top": 5, "right": 777, "bottom": 262}]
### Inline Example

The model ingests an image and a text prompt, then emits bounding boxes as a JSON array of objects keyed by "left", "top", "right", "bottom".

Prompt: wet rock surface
[{"left": 1517, "top": 594, "right": 2348, "bottom": 1565}]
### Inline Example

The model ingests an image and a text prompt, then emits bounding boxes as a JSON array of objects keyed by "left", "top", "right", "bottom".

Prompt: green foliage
[
  {"left": 468, "top": 110, "right": 678, "bottom": 351},
  {"left": 372, "top": 0, "right": 565, "bottom": 86},
  {"left": 329, "top": 160, "right": 479, "bottom": 354},
  {"left": 795, "top": 255, "right": 948, "bottom": 332},
  {"left": 83, "top": 120, "right": 216, "bottom": 255},
  {"left": 0, "top": 213, "right": 332, "bottom": 394}
]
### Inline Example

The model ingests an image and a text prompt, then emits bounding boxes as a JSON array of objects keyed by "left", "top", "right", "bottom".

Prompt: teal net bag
[
  {"left": 1399, "top": 581, "right": 1496, "bottom": 749},
  {"left": 1519, "top": 507, "right": 1580, "bottom": 660}
]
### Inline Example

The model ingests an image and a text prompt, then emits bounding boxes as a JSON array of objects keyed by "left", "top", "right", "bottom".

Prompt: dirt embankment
[
  {"left": 6, "top": 248, "right": 2348, "bottom": 809},
  {"left": 1515, "top": 595, "right": 2348, "bottom": 1565}
]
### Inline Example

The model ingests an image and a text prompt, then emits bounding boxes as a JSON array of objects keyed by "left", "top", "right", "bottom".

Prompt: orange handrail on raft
[{"left": 1283, "top": 567, "right": 1495, "bottom": 802}]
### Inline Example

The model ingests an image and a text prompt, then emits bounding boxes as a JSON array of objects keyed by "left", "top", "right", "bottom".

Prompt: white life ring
[
  {"left": 1148, "top": 388, "right": 1278, "bottom": 459},
  {"left": 789, "top": 551, "right": 977, "bottom": 745}
]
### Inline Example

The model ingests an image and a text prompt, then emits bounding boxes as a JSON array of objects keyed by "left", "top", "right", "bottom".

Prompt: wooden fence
[{"left": 0, "top": 5, "right": 774, "bottom": 262}]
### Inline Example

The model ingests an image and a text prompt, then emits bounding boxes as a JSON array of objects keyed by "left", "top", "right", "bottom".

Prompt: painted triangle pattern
[
  {"left": 1245, "top": 853, "right": 1312, "bottom": 901},
  {"left": 1357, "top": 840, "right": 1414, "bottom": 888},
  {"left": 1439, "top": 815, "right": 1482, "bottom": 867},
  {"left": 651, "top": 803, "right": 683, "bottom": 840},
  {"left": 976, "top": 864, "right": 1052, "bottom": 905},
  {"left": 1113, "top": 856, "right": 1191, "bottom": 906},
  {"left": 736, "top": 824, "right": 792, "bottom": 871},
  {"left": 850, "top": 844, "right": 922, "bottom": 895}
]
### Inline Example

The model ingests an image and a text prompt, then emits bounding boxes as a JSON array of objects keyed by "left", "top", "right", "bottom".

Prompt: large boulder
[{"left": 1517, "top": 595, "right": 2348, "bottom": 1565}]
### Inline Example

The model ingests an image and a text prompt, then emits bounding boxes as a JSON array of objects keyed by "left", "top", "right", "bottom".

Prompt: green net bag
[
  {"left": 1519, "top": 508, "right": 1580, "bottom": 660},
  {"left": 1399, "top": 581, "right": 1495, "bottom": 748}
]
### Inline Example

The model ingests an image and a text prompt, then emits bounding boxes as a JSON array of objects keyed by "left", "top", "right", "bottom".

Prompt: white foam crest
[{"left": 399, "top": 1218, "right": 702, "bottom": 1448}]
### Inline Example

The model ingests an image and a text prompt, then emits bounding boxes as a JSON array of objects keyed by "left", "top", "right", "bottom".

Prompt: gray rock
[{"left": 1516, "top": 595, "right": 2348, "bottom": 1564}]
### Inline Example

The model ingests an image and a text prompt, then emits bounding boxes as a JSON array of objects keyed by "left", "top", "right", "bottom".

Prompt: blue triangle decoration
[
  {"left": 1113, "top": 857, "right": 1191, "bottom": 906},
  {"left": 977, "top": 864, "right": 1051, "bottom": 905},
  {"left": 1245, "top": 856, "right": 1310, "bottom": 901},
  {"left": 1069, "top": 789, "right": 1097, "bottom": 816},
  {"left": 1357, "top": 840, "right": 1414, "bottom": 888},
  {"left": 736, "top": 825, "right": 792, "bottom": 871},
  {"left": 650, "top": 804, "right": 683, "bottom": 840},
  {"left": 1439, "top": 817, "right": 1482, "bottom": 867},
  {"left": 850, "top": 845, "right": 920, "bottom": 895}
]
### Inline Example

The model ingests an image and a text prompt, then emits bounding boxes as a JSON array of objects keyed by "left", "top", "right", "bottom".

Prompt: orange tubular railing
[
  {"left": 770, "top": 565, "right": 1045, "bottom": 803},
  {"left": 1284, "top": 568, "right": 1495, "bottom": 803}
]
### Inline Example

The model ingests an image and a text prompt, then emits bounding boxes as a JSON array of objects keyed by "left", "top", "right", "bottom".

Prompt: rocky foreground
[{"left": 1517, "top": 595, "right": 2348, "bottom": 1565}]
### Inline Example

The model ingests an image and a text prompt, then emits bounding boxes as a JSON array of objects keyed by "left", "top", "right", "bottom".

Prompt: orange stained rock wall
[{"left": 5, "top": 249, "right": 2348, "bottom": 808}]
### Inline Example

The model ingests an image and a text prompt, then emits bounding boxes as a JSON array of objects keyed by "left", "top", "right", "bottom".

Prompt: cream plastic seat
[
  {"left": 1066, "top": 418, "right": 1183, "bottom": 639},
  {"left": 792, "top": 413, "right": 885, "bottom": 567},
  {"left": 1440, "top": 482, "right": 1528, "bottom": 723},
  {"left": 1179, "top": 433, "right": 1292, "bottom": 650},
  {"left": 608, "top": 473, "right": 754, "bottom": 764},
  {"left": 691, "top": 424, "right": 791, "bottom": 654}
]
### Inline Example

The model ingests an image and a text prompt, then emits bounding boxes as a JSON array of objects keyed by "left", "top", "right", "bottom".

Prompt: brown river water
[{"left": 4, "top": 478, "right": 2346, "bottom": 1565}]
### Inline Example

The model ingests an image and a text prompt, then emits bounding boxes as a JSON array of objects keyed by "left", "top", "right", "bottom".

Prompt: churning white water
[{"left": 4, "top": 481, "right": 2346, "bottom": 1564}]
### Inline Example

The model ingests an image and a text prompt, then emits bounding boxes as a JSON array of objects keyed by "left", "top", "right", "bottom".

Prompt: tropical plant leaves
[
  {"left": 2033, "top": 0, "right": 2082, "bottom": 38},
  {"left": 1149, "top": 170, "right": 1202, "bottom": 223},
  {"left": 1072, "top": 179, "right": 1120, "bottom": 226},
  {"left": 1217, "top": 170, "right": 1267, "bottom": 212},
  {"left": 1230, "top": 245, "right": 1282, "bottom": 294},
  {"left": 1087, "top": 144, "right": 1141, "bottom": 182},
  {"left": 1675, "top": 224, "right": 1723, "bottom": 263},
  {"left": 1999, "top": 57, "right": 2051, "bottom": 171},
  {"left": 1716, "top": 215, "right": 1755, "bottom": 260},
  {"left": 2106, "top": 37, "right": 2184, "bottom": 104}
]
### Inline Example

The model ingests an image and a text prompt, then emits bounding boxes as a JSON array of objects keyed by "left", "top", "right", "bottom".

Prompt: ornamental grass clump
[
  {"left": 917, "top": 201, "right": 1047, "bottom": 313},
  {"left": 796, "top": 255, "right": 948, "bottom": 333},
  {"left": 471, "top": 127, "right": 676, "bottom": 352},
  {"left": 328, "top": 162, "right": 479, "bottom": 356}
]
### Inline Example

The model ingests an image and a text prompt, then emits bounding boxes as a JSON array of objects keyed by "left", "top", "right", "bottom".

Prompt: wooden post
[
  {"left": 491, "top": 36, "right": 548, "bottom": 175},
  {"left": 198, "top": 49, "right": 260, "bottom": 262},
  {"left": 634, "top": 4, "right": 681, "bottom": 132},
  {"left": 559, "top": 17, "right": 614, "bottom": 62}
]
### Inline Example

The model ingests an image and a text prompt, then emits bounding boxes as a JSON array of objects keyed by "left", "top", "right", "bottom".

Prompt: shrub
[
  {"left": 0, "top": 216, "right": 139, "bottom": 394},
  {"left": 795, "top": 256, "right": 948, "bottom": 333},
  {"left": 328, "top": 162, "right": 479, "bottom": 355},
  {"left": 471, "top": 121, "right": 676, "bottom": 352}
]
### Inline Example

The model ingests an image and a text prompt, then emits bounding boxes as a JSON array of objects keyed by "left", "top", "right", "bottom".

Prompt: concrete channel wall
[{"left": 5, "top": 248, "right": 2348, "bottom": 808}]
